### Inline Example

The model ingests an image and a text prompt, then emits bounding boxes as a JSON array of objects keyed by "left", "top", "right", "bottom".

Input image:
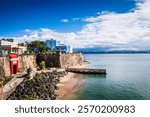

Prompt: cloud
[
  {"left": 3, "top": 0, "right": 150, "bottom": 51},
  {"left": 60, "top": 18, "right": 80, "bottom": 22},
  {"left": 60, "top": 19, "right": 69, "bottom": 23},
  {"left": 72, "top": 18, "right": 80, "bottom": 21},
  {"left": 79, "top": 0, "right": 150, "bottom": 50}
]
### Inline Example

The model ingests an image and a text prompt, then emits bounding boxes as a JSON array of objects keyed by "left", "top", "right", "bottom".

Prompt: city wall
[
  {"left": 0, "top": 52, "right": 83, "bottom": 100},
  {"left": 36, "top": 53, "right": 83, "bottom": 68},
  {"left": 18, "top": 54, "right": 37, "bottom": 73},
  {"left": 0, "top": 57, "right": 10, "bottom": 78},
  {"left": 59, "top": 53, "right": 83, "bottom": 68},
  {"left": 0, "top": 53, "right": 83, "bottom": 78},
  {"left": 0, "top": 54, "right": 37, "bottom": 78}
]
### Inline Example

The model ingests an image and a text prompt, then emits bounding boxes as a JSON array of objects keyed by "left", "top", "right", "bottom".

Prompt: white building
[
  {"left": 0, "top": 39, "right": 27, "bottom": 56},
  {"left": 45, "top": 39, "right": 73, "bottom": 53}
]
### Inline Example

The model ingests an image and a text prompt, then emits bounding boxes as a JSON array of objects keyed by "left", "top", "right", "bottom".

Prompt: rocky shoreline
[
  {"left": 7, "top": 71, "right": 67, "bottom": 100},
  {"left": 7, "top": 62, "right": 89, "bottom": 100}
]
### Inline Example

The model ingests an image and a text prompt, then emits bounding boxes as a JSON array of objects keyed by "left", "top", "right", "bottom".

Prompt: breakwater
[{"left": 66, "top": 68, "right": 106, "bottom": 75}]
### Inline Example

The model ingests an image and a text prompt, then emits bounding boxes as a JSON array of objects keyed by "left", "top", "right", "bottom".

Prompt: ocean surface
[{"left": 75, "top": 54, "right": 150, "bottom": 100}]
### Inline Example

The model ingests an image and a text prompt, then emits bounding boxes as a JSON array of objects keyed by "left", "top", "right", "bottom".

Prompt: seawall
[
  {"left": 36, "top": 53, "right": 83, "bottom": 68},
  {"left": 0, "top": 53, "right": 83, "bottom": 78},
  {"left": 0, "top": 54, "right": 37, "bottom": 78}
]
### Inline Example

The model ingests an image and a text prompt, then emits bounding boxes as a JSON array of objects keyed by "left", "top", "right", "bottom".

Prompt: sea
[{"left": 74, "top": 54, "right": 150, "bottom": 100}]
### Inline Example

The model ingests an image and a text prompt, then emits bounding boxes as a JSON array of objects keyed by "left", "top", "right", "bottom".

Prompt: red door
[{"left": 9, "top": 54, "right": 19, "bottom": 75}]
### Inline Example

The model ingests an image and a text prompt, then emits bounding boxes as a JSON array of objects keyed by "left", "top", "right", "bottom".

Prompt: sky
[{"left": 0, "top": 0, "right": 150, "bottom": 51}]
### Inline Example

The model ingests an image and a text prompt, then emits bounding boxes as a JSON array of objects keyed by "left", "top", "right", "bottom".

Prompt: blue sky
[
  {"left": 1, "top": 0, "right": 150, "bottom": 51},
  {"left": 0, "top": 0, "right": 136, "bottom": 36}
]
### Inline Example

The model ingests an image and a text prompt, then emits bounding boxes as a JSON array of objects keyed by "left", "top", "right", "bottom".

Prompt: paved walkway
[
  {"left": 3, "top": 69, "right": 66, "bottom": 99},
  {"left": 3, "top": 73, "right": 26, "bottom": 99}
]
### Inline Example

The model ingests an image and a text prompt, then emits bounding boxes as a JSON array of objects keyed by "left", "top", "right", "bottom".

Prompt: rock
[
  {"left": 7, "top": 71, "right": 66, "bottom": 100},
  {"left": 26, "top": 67, "right": 36, "bottom": 79}
]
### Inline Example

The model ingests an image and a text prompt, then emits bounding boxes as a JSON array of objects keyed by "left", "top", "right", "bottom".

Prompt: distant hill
[{"left": 73, "top": 48, "right": 150, "bottom": 54}]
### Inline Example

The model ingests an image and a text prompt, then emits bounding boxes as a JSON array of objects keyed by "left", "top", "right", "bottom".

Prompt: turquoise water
[{"left": 75, "top": 54, "right": 150, "bottom": 100}]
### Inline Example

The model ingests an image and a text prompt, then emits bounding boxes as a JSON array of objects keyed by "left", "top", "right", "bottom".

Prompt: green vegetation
[
  {"left": 35, "top": 72, "right": 41, "bottom": 77},
  {"left": 24, "top": 94, "right": 37, "bottom": 100},
  {"left": 3, "top": 76, "right": 13, "bottom": 86},
  {"left": 26, "top": 41, "right": 50, "bottom": 53},
  {"left": 39, "top": 61, "right": 46, "bottom": 69},
  {"left": 18, "top": 43, "right": 25, "bottom": 47}
]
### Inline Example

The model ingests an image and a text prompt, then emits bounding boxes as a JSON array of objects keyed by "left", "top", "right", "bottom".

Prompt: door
[{"left": 13, "top": 65, "right": 17, "bottom": 74}]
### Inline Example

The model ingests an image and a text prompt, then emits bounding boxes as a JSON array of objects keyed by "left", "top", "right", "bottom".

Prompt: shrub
[
  {"left": 39, "top": 61, "right": 45, "bottom": 70},
  {"left": 3, "top": 76, "right": 13, "bottom": 85}
]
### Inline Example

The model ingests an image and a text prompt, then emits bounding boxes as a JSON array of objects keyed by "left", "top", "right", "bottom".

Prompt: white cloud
[
  {"left": 3, "top": 0, "right": 150, "bottom": 51},
  {"left": 60, "top": 19, "right": 69, "bottom": 23},
  {"left": 80, "top": 0, "right": 150, "bottom": 50},
  {"left": 60, "top": 18, "right": 80, "bottom": 22},
  {"left": 72, "top": 18, "right": 80, "bottom": 21}
]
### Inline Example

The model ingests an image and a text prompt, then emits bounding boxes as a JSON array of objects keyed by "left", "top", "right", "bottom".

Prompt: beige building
[{"left": 0, "top": 39, "right": 26, "bottom": 56}]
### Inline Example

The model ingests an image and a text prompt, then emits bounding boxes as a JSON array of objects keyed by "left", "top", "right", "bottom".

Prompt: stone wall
[
  {"left": 36, "top": 53, "right": 60, "bottom": 68},
  {"left": 0, "top": 57, "right": 10, "bottom": 77},
  {"left": 0, "top": 53, "right": 82, "bottom": 77},
  {"left": 18, "top": 54, "right": 37, "bottom": 73},
  {"left": 0, "top": 54, "right": 37, "bottom": 77},
  {"left": 59, "top": 53, "right": 83, "bottom": 68},
  {"left": 0, "top": 57, "right": 9, "bottom": 99},
  {"left": 0, "top": 86, "right": 3, "bottom": 100},
  {"left": 37, "top": 53, "right": 83, "bottom": 68}
]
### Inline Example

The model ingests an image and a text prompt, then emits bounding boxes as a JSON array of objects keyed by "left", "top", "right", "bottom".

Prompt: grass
[{"left": 3, "top": 76, "right": 14, "bottom": 86}]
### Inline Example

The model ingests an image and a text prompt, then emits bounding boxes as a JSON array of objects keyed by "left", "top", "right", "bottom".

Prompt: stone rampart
[
  {"left": 37, "top": 53, "right": 83, "bottom": 68},
  {"left": 0, "top": 54, "right": 37, "bottom": 77}
]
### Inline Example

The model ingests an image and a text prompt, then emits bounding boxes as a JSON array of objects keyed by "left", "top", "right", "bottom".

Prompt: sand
[{"left": 56, "top": 62, "right": 89, "bottom": 100}]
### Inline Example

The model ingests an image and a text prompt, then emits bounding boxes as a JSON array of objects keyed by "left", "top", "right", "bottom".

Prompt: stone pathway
[{"left": 3, "top": 73, "right": 26, "bottom": 99}]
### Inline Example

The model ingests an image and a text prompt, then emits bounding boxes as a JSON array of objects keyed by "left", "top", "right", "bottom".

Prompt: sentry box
[{"left": 9, "top": 54, "right": 19, "bottom": 75}]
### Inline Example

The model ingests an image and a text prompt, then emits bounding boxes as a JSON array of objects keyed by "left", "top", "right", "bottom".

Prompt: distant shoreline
[{"left": 80, "top": 52, "right": 150, "bottom": 54}]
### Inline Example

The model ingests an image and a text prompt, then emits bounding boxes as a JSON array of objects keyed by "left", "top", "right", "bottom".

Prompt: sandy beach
[{"left": 56, "top": 62, "right": 89, "bottom": 100}]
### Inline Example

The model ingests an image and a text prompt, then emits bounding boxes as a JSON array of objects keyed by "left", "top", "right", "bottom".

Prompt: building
[
  {"left": 45, "top": 39, "right": 72, "bottom": 53},
  {"left": 56, "top": 44, "right": 67, "bottom": 52},
  {"left": 0, "top": 39, "right": 27, "bottom": 56},
  {"left": 67, "top": 45, "right": 73, "bottom": 53},
  {"left": 45, "top": 39, "right": 56, "bottom": 49},
  {"left": 56, "top": 45, "right": 73, "bottom": 53}
]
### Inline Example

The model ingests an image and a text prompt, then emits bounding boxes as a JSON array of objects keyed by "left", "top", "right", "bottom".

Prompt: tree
[
  {"left": 26, "top": 41, "right": 50, "bottom": 53},
  {"left": 18, "top": 43, "right": 25, "bottom": 47}
]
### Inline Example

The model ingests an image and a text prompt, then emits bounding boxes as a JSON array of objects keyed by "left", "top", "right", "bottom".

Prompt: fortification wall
[
  {"left": 37, "top": 53, "right": 83, "bottom": 68},
  {"left": 18, "top": 54, "right": 37, "bottom": 72},
  {"left": 0, "top": 53, "right": 82, "bottom": 77},
  {"left": 0, "top": 87, "right": 2, "bottom": 100},
  {"left": 0, "top": 54, "right": 37, "bottom": 77},
  {"left": 0, "top": 57, "right": 10, "bottom": 78},
  {"left": 59, "top": 53, "right": 83, "bottom": 68},
  {"left": 36, "top": 53, "right": 60, "bottom": 67}
]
